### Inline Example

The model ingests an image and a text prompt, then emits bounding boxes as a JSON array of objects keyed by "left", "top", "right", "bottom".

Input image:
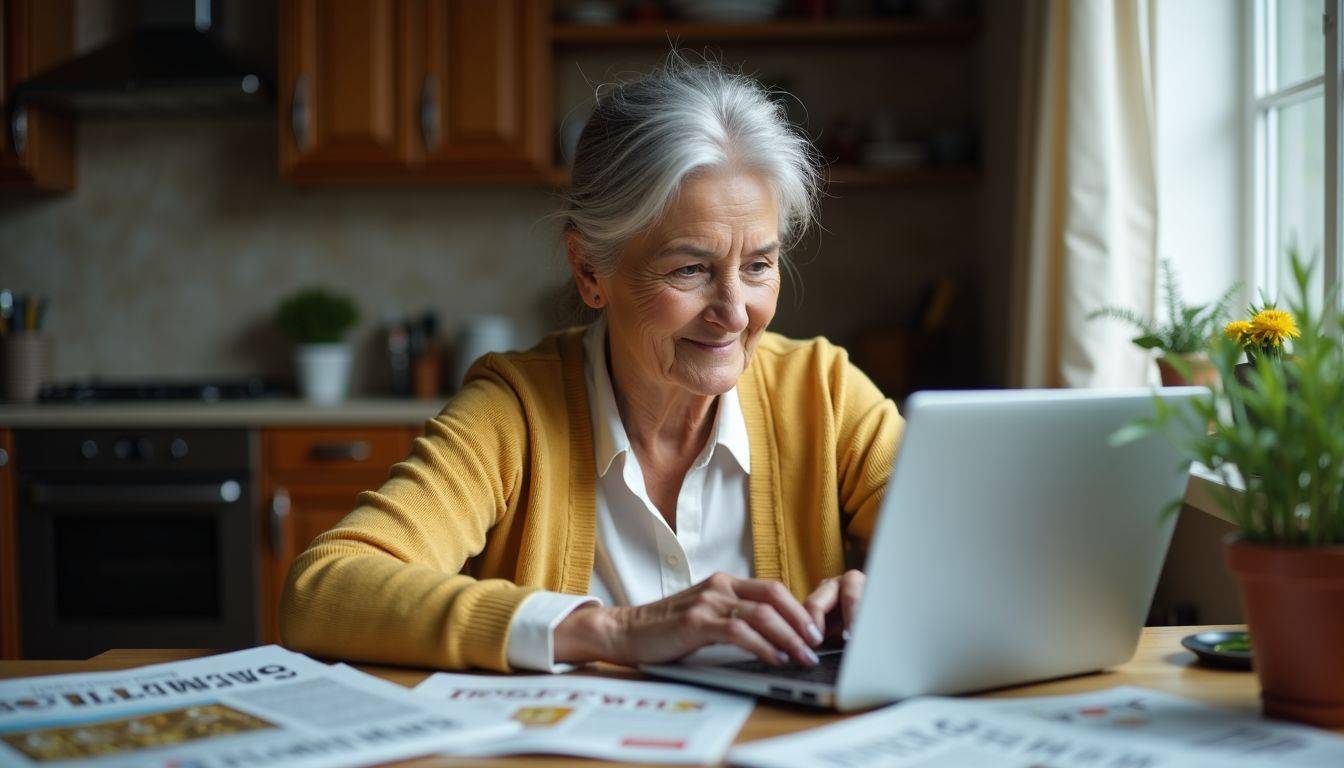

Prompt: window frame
[{"left": 1248, "top": 0, "right": 1341, "bottom": 310}]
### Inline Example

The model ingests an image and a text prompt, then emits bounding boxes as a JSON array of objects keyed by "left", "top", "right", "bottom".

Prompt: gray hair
[{"left": 561, "top": 55, "right": 822, "bottom": 275}]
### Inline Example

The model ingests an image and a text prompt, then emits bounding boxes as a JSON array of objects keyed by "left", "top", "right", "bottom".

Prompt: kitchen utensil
[
  {"left": 4, "top": 331, "right": 51, "bottom": 402},
  {"left": 0, "top": 289, "right": 12, "bottom": 334}
]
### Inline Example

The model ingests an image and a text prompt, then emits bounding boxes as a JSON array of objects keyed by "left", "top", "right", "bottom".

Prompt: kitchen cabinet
[
  {"left": 279, "top": 0, "right": 550, "bottom": 184},
  {"left": 0, "top": 0, "right": 74, "bottom": 191},
  {"left": 0, "top": 428, "right": 18, "bottom": 658},
  {"left": 259, "top": 426, "right": 416, "bottom": 643}
]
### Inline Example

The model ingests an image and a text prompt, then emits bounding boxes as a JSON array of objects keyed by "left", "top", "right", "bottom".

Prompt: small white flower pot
[{"left": 295, "top": 343, "right": 353, "bottom": 404}]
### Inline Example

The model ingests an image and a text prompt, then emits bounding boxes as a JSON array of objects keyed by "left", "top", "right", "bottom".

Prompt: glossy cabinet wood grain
[
  {"left": 415, "top": 0, "right": 550, "bottom": 179},
  {"left": 0, "top": 0, "right": 74, "bottom": 191},
  {"left": 279, "top": 0, "right": 417, "bottom": 181},
  {"left": 279, "top": 0, "right": 550, "bottom": 184},
  {"left": 259, "top": 426, "right": 417, "bottom": 643}
]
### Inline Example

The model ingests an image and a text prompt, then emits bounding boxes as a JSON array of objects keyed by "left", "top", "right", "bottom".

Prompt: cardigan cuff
[{"left": 453, "top": 580, "right": 540, "bottom": 672}]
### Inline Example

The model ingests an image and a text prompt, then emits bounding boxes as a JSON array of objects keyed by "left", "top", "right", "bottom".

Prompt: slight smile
[{"left": 683, "top": 338, "right": 737, "bottom": 351}]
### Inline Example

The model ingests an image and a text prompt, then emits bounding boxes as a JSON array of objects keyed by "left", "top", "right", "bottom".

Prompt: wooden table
[{"left": 1, "top": 625, "right": 1317, "bottom": 767}]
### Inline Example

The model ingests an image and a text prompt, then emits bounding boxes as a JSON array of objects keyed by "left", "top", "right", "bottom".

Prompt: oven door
[{"left": 18, "top": 477, "right": 258, "bottom": 658}]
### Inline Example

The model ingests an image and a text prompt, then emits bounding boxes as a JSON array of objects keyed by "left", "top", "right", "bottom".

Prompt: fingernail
[
  {"left": 775, "top": 651, "right": 790, "bottom": 665},
  {"left": 803, "top": 648, "right": 819, "bottom": 666},
  {"left": 807, "top": 623, "right": 823, "bottom": 646},
  {"left": 841, "top": 628, "right": 852, "bottom": 642}
]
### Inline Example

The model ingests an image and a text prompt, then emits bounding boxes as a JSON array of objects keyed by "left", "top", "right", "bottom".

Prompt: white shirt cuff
[{"left": 505, "top": 591, "right": 602, "bottom": 673}]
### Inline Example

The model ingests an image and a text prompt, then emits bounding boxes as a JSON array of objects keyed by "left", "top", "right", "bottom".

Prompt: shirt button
[{"left": 665, "top": 553, "right": 680, "bottom": 567}]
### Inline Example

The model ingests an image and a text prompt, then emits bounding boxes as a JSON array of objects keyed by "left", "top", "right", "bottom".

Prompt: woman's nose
[{"left": 708, "top": 275, "right": 749, "bottom": 333}]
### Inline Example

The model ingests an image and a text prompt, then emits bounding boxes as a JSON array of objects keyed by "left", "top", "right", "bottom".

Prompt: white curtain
[{"left": 1009, "top": 0, "right": 1159, "bottom": 388}]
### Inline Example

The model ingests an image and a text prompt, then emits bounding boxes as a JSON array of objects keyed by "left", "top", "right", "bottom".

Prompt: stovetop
[{"left": 37, "top": 377, "right": 290, "bottom": 403}]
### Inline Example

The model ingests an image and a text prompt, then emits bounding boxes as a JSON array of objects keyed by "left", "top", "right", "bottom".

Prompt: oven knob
[
  {"left": 220, "top": 480, "right": 241, "bottom": 503},
  {"left": 170, "top": 438, "right": 189, "bottom": 459},
  {"left": 113, "top": 438, "right": 133, "bottom": 460},
  {"left": 81, "top": 440, "right": 99, "bottom": 460}
]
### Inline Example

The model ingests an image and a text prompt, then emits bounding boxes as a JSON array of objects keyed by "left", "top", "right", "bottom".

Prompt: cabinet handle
[
  {"left": 291, "top": 75, "right": 310, "bottom": 150},
  {"left": 419, "top": 75, "right": 440, "bottom": 151},
  {"left": 270, "top": 487, "right": 291, "bottom": 556},
  {"left": 10, "top": 106, "right": 28, "bottom": 156},
  {"left": 308, "top": 440, "right": 372, "bottom": 462}
]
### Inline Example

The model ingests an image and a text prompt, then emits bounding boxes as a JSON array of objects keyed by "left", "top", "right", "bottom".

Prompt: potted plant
[
  {"left": 1222, "top": 299, "right": 1301, "bottom": 390},
  {"left": 1132, "top": 251, "right": 1344, "bottom": 727},
  {"left": 276, "top": 287, "right": 361, "bottom": 404},
  {"left": 1088, "top": 260, "right": 1240, "bottom": 387}
]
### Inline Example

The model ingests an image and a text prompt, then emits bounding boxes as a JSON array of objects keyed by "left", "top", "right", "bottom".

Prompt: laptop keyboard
[{"left": 719, "top": 649, "right": 843, "bottom": 684}]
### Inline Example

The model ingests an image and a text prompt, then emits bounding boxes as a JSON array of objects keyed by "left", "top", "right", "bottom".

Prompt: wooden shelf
[
  {"left": 552, "top": 17, "right": 979, "bottom": 47},
  {"left": 825, "top": 165, "right": 980, "bottom": 188},
  {"left": 542, "top": 164, "right": 979, "bottom": 189}
]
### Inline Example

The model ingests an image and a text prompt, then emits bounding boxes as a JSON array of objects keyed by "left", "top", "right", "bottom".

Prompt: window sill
[{"left": 1183, "top": 462, "right": 1244, "bottom": 525}]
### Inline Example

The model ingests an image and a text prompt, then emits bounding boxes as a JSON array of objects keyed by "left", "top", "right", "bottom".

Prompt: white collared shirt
[{"left": 503, "top": 317, "right": 753, "bottom": 672}]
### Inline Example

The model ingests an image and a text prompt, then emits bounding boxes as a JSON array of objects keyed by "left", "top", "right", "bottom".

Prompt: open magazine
[
  {"left": 415, "top": 671, "right": 754, "bottom": 764},
  {"left": 729, "top": 686, "right": 1344, "bottom": 768},
  {"left": 0, "top": 646, "right": 518, "bottom": 768}
]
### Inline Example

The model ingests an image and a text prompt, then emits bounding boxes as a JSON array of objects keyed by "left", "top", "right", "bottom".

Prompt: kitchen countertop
[
  {"left": 0, "top": 399, "right": 1240, "bottom": 524},
  {"left": 0, "top": 398, "right": 446, "bottom": 427}
]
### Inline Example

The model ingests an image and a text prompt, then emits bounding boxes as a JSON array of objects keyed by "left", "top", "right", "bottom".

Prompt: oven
[{"left": 16, "top": 429, "right": 259, "bottom": 658}]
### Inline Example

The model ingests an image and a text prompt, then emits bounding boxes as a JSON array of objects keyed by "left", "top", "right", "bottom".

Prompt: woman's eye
[
  {"left": 747, "top": 261, "right": 772, "bottom": 274},
  {"left": 674, "top": 265, "right": 704, "bottom": 277}
]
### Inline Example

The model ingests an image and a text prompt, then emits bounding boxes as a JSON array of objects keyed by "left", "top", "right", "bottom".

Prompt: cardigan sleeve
[
  {"left": 830, "top": 349, "right": 905, "bottom": 554},
  {"left": 278, "top": 363, "right": 539, "bottom": 672}
]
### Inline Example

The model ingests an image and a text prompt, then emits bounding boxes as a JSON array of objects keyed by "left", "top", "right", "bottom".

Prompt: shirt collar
[{"left": 583, "top": 316, "right": 751, "bottom": 478}]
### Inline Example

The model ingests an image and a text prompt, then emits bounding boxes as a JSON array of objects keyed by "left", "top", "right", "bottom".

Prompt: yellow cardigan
[{"left": 279, "top": 325, "right": 904, "bottom": 672}]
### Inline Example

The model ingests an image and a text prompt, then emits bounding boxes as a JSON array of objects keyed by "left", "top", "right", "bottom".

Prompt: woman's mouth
[{"left": 683, "top": 337, "right": 737, "bottom": 352}]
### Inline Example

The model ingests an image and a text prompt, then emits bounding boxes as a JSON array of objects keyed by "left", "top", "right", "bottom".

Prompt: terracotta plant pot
[
  {"left": 1156, "top": 353, "right": 1219, "bottom": 388},
  {"left": 1225, "top": 538, "right": 1344, "bottom": 727}
]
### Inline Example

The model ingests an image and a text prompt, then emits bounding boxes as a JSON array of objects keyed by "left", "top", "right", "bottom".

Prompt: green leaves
[
  {"left": 1135, "top": 250, "right": 1344, "bottom": 546},
  {"left": 1088, "top": 260, "right": 1242, "bottom": 355},
  {"left": 275, "top": 287, "right": 361, "bottom": 344}
]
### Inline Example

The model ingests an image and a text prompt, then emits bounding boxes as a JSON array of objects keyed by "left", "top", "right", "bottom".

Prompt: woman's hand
[
  {"left": 802, "top": 569, "right": 866, "bottom": 641},
  {"left": 554, "top": 572, "right": 824, "bottom": 668}
]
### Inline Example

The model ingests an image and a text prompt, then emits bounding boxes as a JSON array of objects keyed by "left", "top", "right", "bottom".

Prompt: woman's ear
[{"left": 565, "top": 230, "right": 605, "bottom": 309}]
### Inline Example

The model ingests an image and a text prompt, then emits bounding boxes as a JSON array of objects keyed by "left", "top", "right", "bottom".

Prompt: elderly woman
[{"left": 280, "top": 59, "right": 903, "bottom": 674}]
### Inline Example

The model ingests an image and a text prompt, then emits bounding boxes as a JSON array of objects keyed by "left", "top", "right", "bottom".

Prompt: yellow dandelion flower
[
  {"left": 1249, "top": 308, "right": 1301, "bottom": 348},
  {"left": 1224, "top": 320, "right": 1252, "bottom": 343}
]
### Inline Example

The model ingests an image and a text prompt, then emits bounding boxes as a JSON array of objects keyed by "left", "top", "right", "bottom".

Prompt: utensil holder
[{"left": 4, "top": 331, "right": 51, "bottom": 403}]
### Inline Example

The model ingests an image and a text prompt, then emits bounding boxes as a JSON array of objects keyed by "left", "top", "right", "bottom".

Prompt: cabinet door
[
  {"left": 0, "top": 0, "right": 74, "bottom": 191},
  {"left": 415, "top": 0, "right": 550, "bottom": 179},
  {"left": 258, "top": 426, "right": 417, "bottom": 643},
  {"left": 263, "top": 485, "right": 363, "bottom": 643},
  {"left": 279, "top": 0, "right": 417, "bottom": 182}
]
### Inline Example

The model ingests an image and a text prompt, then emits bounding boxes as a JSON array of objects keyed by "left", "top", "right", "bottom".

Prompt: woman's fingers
[
  {"left": 839, "top": 570, "right": 866, "bottom": 631},
  {"left": 732, "top": 578, "right": 824, "bottom": 648},
  {"left": 732, "top": 600, "right": 819, "bottom": 666},
  {"left": 710, "top": 611, "right": 789, "bottom": 666},
  {"left": 803, "top": 578, "right": 839, "bottom": 632}
]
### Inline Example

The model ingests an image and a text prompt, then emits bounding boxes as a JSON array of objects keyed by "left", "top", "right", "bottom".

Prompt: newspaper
[
  {"left": 0, "top": 646, "right": 518, "bottom": 768},
  {"left": 729, "top": 686, "right": 1344, "bottom": 768},
  {"left": 414, "top": 671, "right": 754, "bottom": 764}
]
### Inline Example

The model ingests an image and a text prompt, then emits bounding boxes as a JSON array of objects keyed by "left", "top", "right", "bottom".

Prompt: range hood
[{"left": 13, "top": 1, "right": 272, "bottom": 118}]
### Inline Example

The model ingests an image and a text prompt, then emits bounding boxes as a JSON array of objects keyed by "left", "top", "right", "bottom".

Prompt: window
[{"left": 1251, "top": 0, "right": 1341, "bottom": 308}]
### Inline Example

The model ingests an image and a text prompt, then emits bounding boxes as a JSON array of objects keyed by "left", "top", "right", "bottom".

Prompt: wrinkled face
[{"left": 593, "top": 169, "right": 782, "bottom": 397}]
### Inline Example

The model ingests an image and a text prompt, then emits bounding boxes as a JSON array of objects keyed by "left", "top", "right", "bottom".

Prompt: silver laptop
[{"left": 641, "top": 387, "right": 1204, "bottom": 711}]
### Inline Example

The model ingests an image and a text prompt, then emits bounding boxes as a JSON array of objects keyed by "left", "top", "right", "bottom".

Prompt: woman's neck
[{"left": 606, "top": 336, "right": 717, "bottom": 459}]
